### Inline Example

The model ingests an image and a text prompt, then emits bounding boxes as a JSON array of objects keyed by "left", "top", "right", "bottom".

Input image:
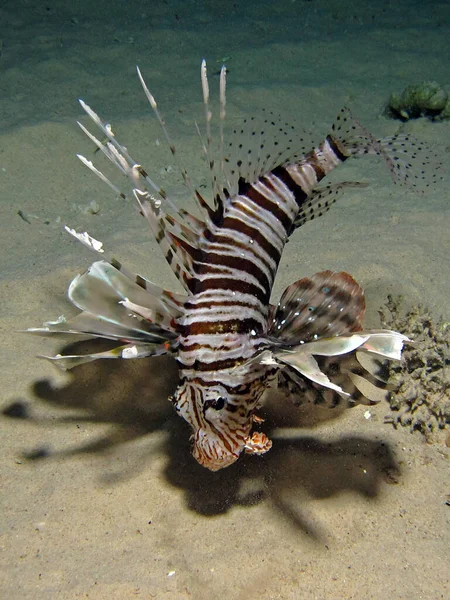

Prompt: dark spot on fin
[{"left": 269, "top": 270, "right": 365, "bottom": 346}]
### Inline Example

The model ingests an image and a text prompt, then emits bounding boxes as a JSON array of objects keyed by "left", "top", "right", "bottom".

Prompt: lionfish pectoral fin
[
  {"left": 67, "top": 260, "right": 182, "bottom": 334},
  {"left": 280, "top": 330, "right": 409, "bottom": 359},
  {"left": 228, "top": 350, "right": 275, "bottom": 375},
  {"left": 271, "top": 329, "right": 410, "bottom": 406},
  {"left": 358, "top": 330, "right": 411, "bottom": 360},
  {"left": 345, "top": 369, "right": 389, "bottom": 403},
  {"left": 64, "top": 225, "right": 186, "bottom": 312},
  {"left": 274, "top": 352, "right": 350, "bottom": 397},
  {"left": 26, "top": 258, "right": 181, "bottom": 366},
  {"left": 39, "top": 340, "right": 170, "bottom": 371},
  {"left": 275, "top": 364, "right": 350, "bottom": 408},
  {"left": 289, "top": 333, "right": 370, "bottom": 357},
  {"left": 355, "top": 351, "right": 395, "bottom": 389},
  {"left": 269, "top": 271, "right": 366, "bottom": 346},
  {"left": 267, "top": 270, "right": 410, "bottom": 406},
  {"left": 25, "top": 311, "right": 171, "bottom": 344}
]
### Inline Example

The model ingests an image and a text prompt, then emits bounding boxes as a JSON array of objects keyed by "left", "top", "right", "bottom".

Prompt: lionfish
[{"left": 28, "top": 62, "right": 440, "bottom": 471}]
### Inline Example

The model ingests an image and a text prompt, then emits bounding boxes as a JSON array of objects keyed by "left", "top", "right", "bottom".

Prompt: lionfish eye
[
  {"left": 214, "top": 397, "right": 226, "bottom": 410},
  {"left": 205, "top": 397, "right": 226, "bottom": 411}
]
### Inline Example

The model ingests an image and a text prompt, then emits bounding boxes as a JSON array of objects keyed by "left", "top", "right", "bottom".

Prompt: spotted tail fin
[
  {"left": 331, "top": 107, "right": 443, "bottom": 193},
  {"left": 287, "top": 107, "right": 443, "bottom": 230}
]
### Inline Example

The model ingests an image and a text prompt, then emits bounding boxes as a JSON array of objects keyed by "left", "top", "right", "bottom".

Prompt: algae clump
[
  {"left": 379, "top": 296, "right": 449, "bottom": 443},
  {"left": 387, "top": 81, "right": 450, "bottom": 121}
]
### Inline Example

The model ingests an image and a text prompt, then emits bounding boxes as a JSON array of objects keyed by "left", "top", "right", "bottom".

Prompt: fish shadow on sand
[{"left": 4, "top": 338, "right": 400, "bottom": 540}]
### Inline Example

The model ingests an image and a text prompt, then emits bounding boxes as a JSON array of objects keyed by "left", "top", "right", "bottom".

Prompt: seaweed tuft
[
  {"left": 379, "top": 296, "right": 449, "bottom": 442},
  {"left": 386, "top": 81, "right": 450, "bottom": 121}
]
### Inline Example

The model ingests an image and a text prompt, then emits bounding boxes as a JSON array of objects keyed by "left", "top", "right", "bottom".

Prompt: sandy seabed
[{"left": 1, "top": 1, "right": 449, "bottom": 598}]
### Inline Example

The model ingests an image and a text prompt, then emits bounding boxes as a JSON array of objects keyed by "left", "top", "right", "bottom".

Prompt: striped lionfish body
[{"left": 29, "top": 62, "right": 441, "bottom": 470}]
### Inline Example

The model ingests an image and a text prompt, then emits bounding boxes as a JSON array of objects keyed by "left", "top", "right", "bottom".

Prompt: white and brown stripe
[
  {"left": 64, "top": 63, "right": 441, "bottom": 471},
  {"left": 172, "top": 136, "right": 351, "bottom": 469}
]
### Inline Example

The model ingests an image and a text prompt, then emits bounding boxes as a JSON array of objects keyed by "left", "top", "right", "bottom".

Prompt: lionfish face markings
[
  {"left": 174, "top": 379, "right": 256, "bottom": 471},
  {"left": 30, "top": 61, "right": 441, "bottom": 469}
]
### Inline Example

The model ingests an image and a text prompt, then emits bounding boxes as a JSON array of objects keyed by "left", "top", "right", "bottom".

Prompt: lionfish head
[
  {"left": 173, "top": 380, "right": 254, "bottom": 472},
  {"left": 191, "top": 427, "right": 242, "bottom": 471}
]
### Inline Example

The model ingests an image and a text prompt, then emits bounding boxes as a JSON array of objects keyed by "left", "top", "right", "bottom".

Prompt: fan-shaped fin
[
  {"left": 273, "top": 329, "right": 410, "bottom": 408},
  {"left": 63, "top": 226, "right": 186, "bottom": 313},
  {"left": 39, "top": 340, "right": 170, "bottom": 370},
  {"left": 331, "top": 107, "right": 444, "bottom": 194},
  {"left": 268, "top": 270, "right": 365, "bottom": 346},
  {"left": 28, "top": 260, "right": 181, "bottom": 341}
]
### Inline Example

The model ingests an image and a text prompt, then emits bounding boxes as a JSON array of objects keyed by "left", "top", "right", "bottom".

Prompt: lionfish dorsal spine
[{"left": 137, "top": 65, "right": 216, "bottom": 228}]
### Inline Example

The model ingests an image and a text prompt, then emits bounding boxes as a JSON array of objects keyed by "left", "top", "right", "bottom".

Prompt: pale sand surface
[{"left": 1, "top": 1, "right": 449, "bottom": 599}]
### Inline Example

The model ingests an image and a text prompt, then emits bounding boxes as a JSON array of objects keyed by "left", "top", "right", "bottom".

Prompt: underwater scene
[{"left": 1, "top": 0, "right": 449, "bottom": 598}]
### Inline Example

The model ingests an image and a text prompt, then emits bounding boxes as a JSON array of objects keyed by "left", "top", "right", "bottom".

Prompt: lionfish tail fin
[{"left": 331, "top": 107, "right": 443, "bottom": 193}]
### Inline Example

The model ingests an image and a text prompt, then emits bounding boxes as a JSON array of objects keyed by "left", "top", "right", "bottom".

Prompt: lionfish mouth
[{"left": 191, "top": 429, "right": 242, "bottom": 471}]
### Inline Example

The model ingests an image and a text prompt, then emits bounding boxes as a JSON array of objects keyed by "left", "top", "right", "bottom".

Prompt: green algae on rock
[{"left": 387, "top": 81, "right": 450, "bottom": 121}]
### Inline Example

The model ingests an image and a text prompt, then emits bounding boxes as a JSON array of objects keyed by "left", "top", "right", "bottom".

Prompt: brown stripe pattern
[{"left": 172, "top": 135, "right": 351, "bottom": 470}]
